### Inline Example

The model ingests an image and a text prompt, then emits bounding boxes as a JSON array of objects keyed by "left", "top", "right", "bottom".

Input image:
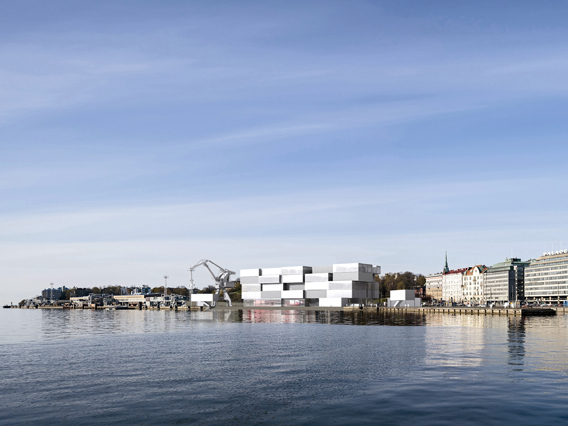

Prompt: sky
[{"left": 2, "top": 0, "right": 568, "bottom": 304}]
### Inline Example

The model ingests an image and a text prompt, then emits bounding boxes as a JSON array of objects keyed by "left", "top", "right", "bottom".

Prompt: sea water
[{"left": 1, "top": 308, "right": 567, "bottom": 425}]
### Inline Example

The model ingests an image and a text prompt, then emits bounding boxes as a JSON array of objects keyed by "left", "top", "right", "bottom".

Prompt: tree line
[{"left": 55, "top": 283, "right": 243, "bottom": 301}]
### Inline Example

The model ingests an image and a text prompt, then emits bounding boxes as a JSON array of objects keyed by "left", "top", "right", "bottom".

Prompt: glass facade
[{"left": 525, "top": 252, "right": 568, "bottom": 301}]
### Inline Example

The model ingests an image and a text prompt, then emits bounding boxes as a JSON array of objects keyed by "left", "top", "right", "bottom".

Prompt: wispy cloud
[{"left": 2, "top": 1, "right": 568, "bottom": 303}]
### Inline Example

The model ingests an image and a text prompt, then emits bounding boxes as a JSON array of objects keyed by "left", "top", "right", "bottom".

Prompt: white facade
[
  {"left": 442, "top": 269, "right": 466, "bottom": 303},
  {"left": 462, "top": 265, "right": 486, "bottom": 304},
  {"left": 240, "top": 263, "right": 381, "bottom": 307},
  {"left": 387, "top": 289, "right": 421, "bottom": 307}
]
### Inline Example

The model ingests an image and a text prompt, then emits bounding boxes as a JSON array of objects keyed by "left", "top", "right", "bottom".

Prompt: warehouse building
[{"left": 240, "top": 263, "right": 381, "bottom": 307}]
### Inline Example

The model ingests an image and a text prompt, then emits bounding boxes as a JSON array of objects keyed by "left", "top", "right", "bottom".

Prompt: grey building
[
  {"left": 484, "top": 258, "right": 528, "bottom": 303},
  {"left": 42, "top": 287, "right": 66, "bottom": 301},
  {"left": 70, "top": 288, "right": 90, "bottom": 297},
  {"left": 525, "top": 250, "right": 568, "bottom": 302},
  {"left": 240, "top": 263, "right": 381, "bottom": 307}
]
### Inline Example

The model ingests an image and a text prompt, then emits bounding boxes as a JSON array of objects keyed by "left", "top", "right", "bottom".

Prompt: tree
[
  {"left": 377, "top": 271, "right": 428, "bottom": 298},
  {"left": 171, "top": 287, "right": 189, "bottom": 297},
  {"left": 228, "top": 281, "right": 242, "bottom": 301},
  {"left": 200, "top": 285, "right": 217, "bottom": 294},
  {"left": 61, "top": 289, "right": 72, "bottom": 300}
]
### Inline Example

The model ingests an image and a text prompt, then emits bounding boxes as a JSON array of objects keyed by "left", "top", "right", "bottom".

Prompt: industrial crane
[{"left": 189, "top": 259, "right": 236, "bottom": 307}]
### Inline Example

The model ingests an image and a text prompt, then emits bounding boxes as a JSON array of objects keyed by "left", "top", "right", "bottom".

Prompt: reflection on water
[
  {"left": 2, "top": 310, "right": 568, "bottom": 375},
  {"left": 2, "top": 309, "right": 431, "bottom": 345},
  {"left": 508, "top": 317, "right": 526, "bottom": 371},
  {"left": 2, "top": 309, "right": 568, "bottom": 425},
  {"left": 2, "top": 309, "right": 568, "bottom": 343},
  {"left": 239, "top": 309, "right": 427, "bottom": 326}
]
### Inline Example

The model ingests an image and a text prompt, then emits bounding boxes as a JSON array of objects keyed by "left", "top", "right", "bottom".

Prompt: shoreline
[{"left": 5, "top": 304, "right": 562, "bottom": 316}]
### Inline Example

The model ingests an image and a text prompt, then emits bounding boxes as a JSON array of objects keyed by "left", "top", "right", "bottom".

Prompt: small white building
[
  {"left": 190, "top": 293, "right": 219, "bottom": 305},
  {"left": 387, "top": 290, "right": 421, "bottom": 307}
]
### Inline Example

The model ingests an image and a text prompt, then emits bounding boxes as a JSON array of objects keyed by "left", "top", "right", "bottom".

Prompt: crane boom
[{"left": 188, "top": 259, "right": 236, "bottom": 307}]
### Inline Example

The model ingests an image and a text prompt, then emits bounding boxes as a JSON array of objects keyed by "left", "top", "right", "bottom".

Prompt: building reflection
[
  {"left": 522, "top": 316, "right": 568, "bottom": 373},
  {"left": 237, "top": 309, "right": 428, "bottom": 326},
  {"left": 507, "top": 317, "right": 525, "bottom": 371},
  {"left": 32, "top": 308, "right": 568, "bottom": 380},
  {"left": 422, "top": 314, "right": 494, "bottom": 370}
]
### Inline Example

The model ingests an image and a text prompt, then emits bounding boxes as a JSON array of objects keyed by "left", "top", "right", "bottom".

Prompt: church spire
[{"left": 444, "top": 251, "right": 450, "bottom": 274}]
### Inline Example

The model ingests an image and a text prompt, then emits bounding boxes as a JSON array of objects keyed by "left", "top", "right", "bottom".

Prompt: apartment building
[
  {"left": 462, "top": 265, "right": 487, "bottom": 304},
  {"left": 425, "top": 273, "right": 443, "bottom": 301}
]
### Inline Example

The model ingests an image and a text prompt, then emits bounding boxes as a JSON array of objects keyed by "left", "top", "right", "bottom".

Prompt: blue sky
[{"left": 2, "top": 1, "right": 568, "bottom": 303}]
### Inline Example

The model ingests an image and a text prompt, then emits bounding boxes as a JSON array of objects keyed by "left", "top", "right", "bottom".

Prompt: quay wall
[
  {"left": 8, "top": 305, "right": 568, "bottom": 315},
  {"left": 376, "top": 306, "right": 523, "bottom": 316}
]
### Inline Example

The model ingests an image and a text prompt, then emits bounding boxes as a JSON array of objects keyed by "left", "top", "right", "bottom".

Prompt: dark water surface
[{"left": 1, "top": 309, "right": 568, "bottom": 425}]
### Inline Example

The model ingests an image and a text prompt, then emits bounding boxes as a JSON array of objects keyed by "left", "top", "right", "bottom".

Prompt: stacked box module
[{"left": 240, "top": 263, "right": 381, "bottom": 307}]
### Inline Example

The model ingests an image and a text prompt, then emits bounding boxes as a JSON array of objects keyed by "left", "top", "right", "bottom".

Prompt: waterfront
[{"left": 1, "top": 309, "right": 568, "bottom": 425}]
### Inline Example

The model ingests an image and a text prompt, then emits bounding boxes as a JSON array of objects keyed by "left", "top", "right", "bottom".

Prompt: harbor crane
[{"left": 189, "top": 259, "right": 236, "bottom": 307}]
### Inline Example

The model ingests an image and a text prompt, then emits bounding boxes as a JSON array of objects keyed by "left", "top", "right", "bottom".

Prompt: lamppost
[
  {"left": 164, "top": 275, "right": 168, "bottom": 297},
  {"left": 50, "top": 283, "right": 54, "bottom": 302}
]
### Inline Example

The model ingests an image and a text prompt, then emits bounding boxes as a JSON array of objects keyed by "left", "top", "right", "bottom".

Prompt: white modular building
[{"left": 240, "top": 263, "right": 381, "bottom": 307}]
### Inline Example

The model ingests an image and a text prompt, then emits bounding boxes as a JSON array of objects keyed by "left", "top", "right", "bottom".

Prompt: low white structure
[
  {"left": 387, "top": 289, "right": 421, "bottom": 307},
  {"left": 190, "top": 294, "right": 219, "bottom": 303}
]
